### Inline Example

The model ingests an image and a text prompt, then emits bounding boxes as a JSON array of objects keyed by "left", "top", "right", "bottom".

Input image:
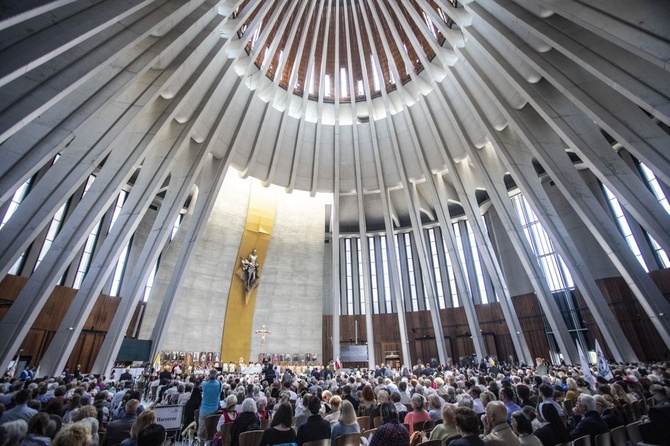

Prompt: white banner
[{"left": 153, "top": 405, "right": 183, "bottom": 430}]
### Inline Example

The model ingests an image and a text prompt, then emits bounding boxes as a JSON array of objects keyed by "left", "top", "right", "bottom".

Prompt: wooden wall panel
[
  {"left": 322, "top": 315, "right": 333, "bottom": 364},
  {"left": 0, "top": 275, "right": 144, "bottom": 373},
  {"left": 589, "top": 275, "right": 670, "bottom": 361},
  {"left": 511, "top": 293, "right": 552, "bottom": 362},
  {"left": 323, "top": 270, "right": 670, "bottom": 367}
]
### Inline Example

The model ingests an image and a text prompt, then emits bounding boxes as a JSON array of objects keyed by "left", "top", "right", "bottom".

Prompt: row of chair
[
  {"left": 563, "top": 397, "right": 651, "bottom": 425},
  {"left": 302, "top": 432, "right": 444, "bottom": 446},
  {"left": 554, "top": 420, "right": 650, "bottom": 446}
]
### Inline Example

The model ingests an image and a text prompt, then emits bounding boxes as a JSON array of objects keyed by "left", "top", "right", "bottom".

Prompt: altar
[{"left": 240, "top": 365, "right": 262, "bottom": 374}]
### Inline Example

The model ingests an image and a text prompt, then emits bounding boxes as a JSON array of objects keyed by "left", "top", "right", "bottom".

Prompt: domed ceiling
[{"left": 0, "top": 0, "right": 668, "bottom": 234}]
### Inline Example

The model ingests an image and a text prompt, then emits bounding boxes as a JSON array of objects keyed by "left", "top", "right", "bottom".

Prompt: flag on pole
[
  {"left": 335, "top": 356, "right": 341, "bottom": 370},
  {"left": 576, "top": 341, "right": 596, "bottom": 388},
  {"left": 595, "top": 340, "right": 613, "bottom": 381},
  {"left": 6, "top": 360, "right": 17, "bottom": 378},
  {"left": 153, "top": 353, "right": 161, "bottom": 371}
]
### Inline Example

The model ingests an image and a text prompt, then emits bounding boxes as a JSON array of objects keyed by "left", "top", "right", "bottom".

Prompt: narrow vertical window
[
  {"left": 428, "top": 228, "right": 446, "bottom": 309},
  {"left": 512, "top": 192, "right": 589, "bottom": 356},
  {"left": 370, "top": 55, "right": 380, "bottom": 91},
  {"left": 109, "top": 240, "right": 130, "bottom": 296},
  {"left": 109, "top": 190, "right": 128, "bottom": 233},
  {"left": 453, "top": 223, "right": 471, "bottom": 292},
  {"left": 638, "top": 162, "right": 670, "bottom": 213},
  {"left": 512, "top": 193, "right": 574, "bottom": 291},
  {"left": 34, "top": 201, "right": 69, "bottom": 271},
  {"left": 395, "top": 234, "right": 406, "bottom": 309},
  {"left": 381, "top": 236, "right": 392, "bottom": 313},
  {"left": 441, "top": 234, "right": 459, "bottom": 307},
  {"left": 467, "top": 221, "right": 489, "bottom": 303},
  {"left": 404, "top": 234, "right": 418, "bottom": 311},
  {"left": 601, "top": 184, "right": 648, "bottom": 271},
  {"left": 250, "top": 20, "right": 262, "bottom": 49},
  {"left": 324, "top": 74, "right": 331, "bottom": 98},
  {"left": 170, "top": 214, "right": 183, "bottom": 241},
  {"left": 370, "top": 240, "right": 379, "bottom": 314},
  {"left": 143, "top": 260, "right": 159, "bottom": 302},
  {"left": 1, "top": 178, "right": 32, "bottom": 230},
  {"left": 262, "top": 47, "right": 270, "bottom": 68},
  {"left": 357, "top": 238, "right": 365, "bottom": 315},
  {"left": 345, "top": 238, "right": 353, "bottom": 315},
  {"left": 340, "top": 67, "right": 348, "bottom": 98},
  {"left": 422, "top": 11, "right": 437, "bottom": 39},
  {"left": 638, "top": 162, "right": 670, "bottom": 267},
  {"left": 3, "top": 178, "right": 32, "bottom": 275},
  {"left": 73, "top": 220, "right": 102, "bottom": 289}
]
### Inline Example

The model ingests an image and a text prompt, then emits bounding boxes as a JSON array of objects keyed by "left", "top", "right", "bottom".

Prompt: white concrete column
[
  {"left": 618, "top": 150, "right": 662, "bottom": 271},
  {"left": 0, "top": 132, "right": 145, "bottom": 374},
  {"left": 448, "top": 168, "right": 534, "bottom": 366},
  {"left": 0, "top": 66, "right": 165, "bottom": 279},
  {"left": 39, "top": 111, "right": 216, "bottom": 376},
  {"left": 149, "top": 154, "right": 234, "bottom": 360},
  {"left": 330, "top": 114, "right": 341, "bottom": 365},
  {"left": 438, "top": 69, "right": 579, "bottom": 364},
  {"left": 0, "top": 0, "right": 210, "bottom": 161},
  {"left": 398, "top": 100, "right": 486, "bottom": 362},
  {"left": 411, "top": 85, "right": 532, "bottom": 365},
  {"left": 453, "top": 43, "right": 639, "bottom": 361},
  {"left": 445, "top": 7, "right": 655, "bottom": 359}
]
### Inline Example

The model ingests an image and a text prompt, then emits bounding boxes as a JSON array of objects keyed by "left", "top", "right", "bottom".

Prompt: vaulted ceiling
[{"left": 0, "top": 0, "right": 668, "bottom": 233}]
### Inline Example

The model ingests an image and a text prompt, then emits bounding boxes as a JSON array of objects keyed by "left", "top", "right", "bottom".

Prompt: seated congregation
[{"left": 1, "top": 360, "right": 669, "bottom": 446}]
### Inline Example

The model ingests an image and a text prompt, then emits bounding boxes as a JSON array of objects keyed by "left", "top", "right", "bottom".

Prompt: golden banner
[{"left": 220, "top": 180, "right": 276, "bottom": 363}]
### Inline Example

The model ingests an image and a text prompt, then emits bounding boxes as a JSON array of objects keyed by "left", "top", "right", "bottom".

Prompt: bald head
[
  {"left": 125, "top": 399, "right": 140, "bottom": 415},
  {"left": 485, "top": 401, "right": 507, "bottom": 428}
]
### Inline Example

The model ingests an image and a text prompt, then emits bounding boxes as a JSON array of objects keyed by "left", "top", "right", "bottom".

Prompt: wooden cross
[{"left": 255, "top": 325, "right": 271, "bottom": 347}]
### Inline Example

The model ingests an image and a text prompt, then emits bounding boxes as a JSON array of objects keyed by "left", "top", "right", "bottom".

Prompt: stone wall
[{"left": 140, "top": 168, "right": 329, "bottom": 361}]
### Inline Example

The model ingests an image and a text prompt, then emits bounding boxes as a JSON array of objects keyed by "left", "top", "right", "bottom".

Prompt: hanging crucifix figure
[
  {"left": 241, "top": 249, "right": 260, "bottom": 292},
  {"left": 255, "top": 325, "right": 271, "bottom": 347}
]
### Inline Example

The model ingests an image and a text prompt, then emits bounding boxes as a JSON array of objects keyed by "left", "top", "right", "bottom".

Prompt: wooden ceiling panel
[{"left": 239, "top": 0, "right": 456, "bottom": 102}]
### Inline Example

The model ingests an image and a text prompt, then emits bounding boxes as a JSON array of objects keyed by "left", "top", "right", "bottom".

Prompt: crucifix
[{"left": 255, "top": 325, "right": 271, "bottom": 347}]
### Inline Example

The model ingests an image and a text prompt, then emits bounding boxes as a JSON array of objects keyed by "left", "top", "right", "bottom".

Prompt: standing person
[
  {"left": 199, "top": 369, "right": 222, "bottom": 445},
  {"left": 119, "top": 367, "right": 133, "bottom": 382},
  {"left": 262, "top": 362, "right": 275, "bottom": 384},
  {"left": 368, "top": 402, "right": 409, "bottom": 446}
]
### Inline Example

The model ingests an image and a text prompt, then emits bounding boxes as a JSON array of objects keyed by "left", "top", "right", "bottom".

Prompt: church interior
[{"left": 0, "top": 0, "right": 669, "bottom": 377}]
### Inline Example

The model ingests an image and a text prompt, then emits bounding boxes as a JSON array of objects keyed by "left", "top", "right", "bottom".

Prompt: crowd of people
[{"left": 0, "top": 358, "right": 669, "bottom": 446}]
